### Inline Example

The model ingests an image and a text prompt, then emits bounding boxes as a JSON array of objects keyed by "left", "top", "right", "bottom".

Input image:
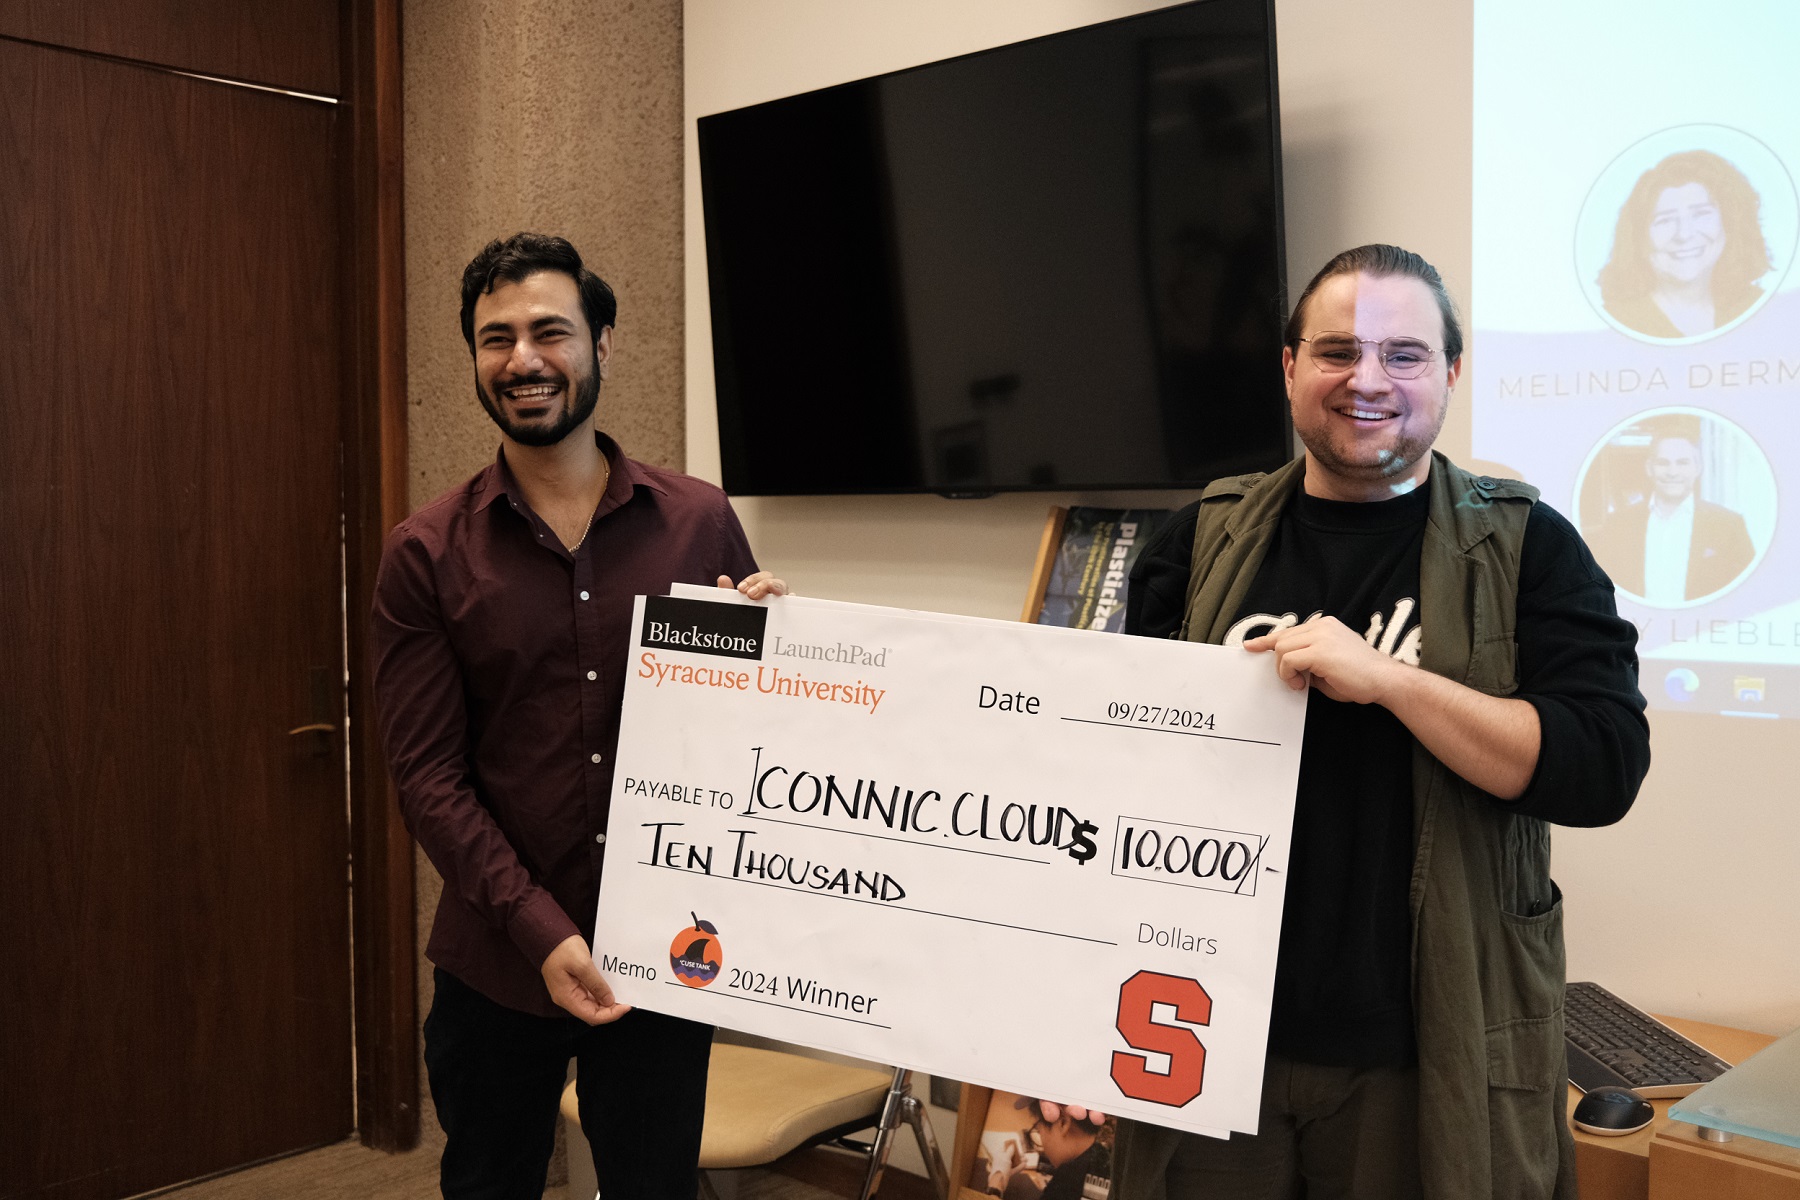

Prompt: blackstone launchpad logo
[
  {"left": 640, "top": 595, "right": 767, "bottom": 661},
  {"left": 669, "top": 914, "right": 723, "bottom": 988}
]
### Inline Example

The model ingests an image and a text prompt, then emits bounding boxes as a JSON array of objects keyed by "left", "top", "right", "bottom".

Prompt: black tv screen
[{"left": 699, "top": 0, "right": 1288, "bottom": 496}]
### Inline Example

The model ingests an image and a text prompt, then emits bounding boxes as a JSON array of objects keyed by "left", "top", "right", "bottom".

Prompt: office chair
[{"left": 561, "top": 1041, "right": 950, "bottom": 1199}]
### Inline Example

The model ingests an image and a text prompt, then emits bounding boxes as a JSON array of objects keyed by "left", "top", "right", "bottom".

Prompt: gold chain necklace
[{"left": 570, "top": 457, "right": 611, "bottom": 552}]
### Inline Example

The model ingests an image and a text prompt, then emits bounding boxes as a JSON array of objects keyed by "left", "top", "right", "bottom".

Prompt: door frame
[{"left": 340, "top": 0, "right": 418, "bottom": 1153}]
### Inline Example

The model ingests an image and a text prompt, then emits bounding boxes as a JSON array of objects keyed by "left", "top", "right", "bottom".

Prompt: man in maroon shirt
[{"left": 373, "top": 233, "right": 785, "bottom": 1198}]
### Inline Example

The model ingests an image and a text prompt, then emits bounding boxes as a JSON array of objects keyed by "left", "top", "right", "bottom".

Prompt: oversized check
[{"left": 593, "top": 587, "right": 1305, "bottom": 1137}]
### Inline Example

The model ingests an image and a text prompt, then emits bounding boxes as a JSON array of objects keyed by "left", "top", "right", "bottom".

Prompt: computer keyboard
[{"left": 1564, "top": 981, "right": 1731, "bottom": 1099}]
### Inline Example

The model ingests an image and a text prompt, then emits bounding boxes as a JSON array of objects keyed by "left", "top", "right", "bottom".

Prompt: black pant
[{"left": 423, "top": 967, "right": 713, "bottom": 1200}]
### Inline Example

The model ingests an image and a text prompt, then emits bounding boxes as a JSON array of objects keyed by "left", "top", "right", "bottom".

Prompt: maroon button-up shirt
[{"left": 372, "top": 434, "right": 758, "bottom": 1016}]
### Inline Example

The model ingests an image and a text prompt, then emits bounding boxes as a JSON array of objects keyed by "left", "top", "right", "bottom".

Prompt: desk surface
[{"left": 1571, "top": 1014, "right": 1779, "bottom": 1200}]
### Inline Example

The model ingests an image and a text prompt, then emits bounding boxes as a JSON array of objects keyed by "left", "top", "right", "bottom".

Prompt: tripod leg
[
  {"left": 900, "top": 1092, "right": 951, "bottom": 1199},
  {"left": 856, "top": 1068, "right": 911, "bottom": 1200}
]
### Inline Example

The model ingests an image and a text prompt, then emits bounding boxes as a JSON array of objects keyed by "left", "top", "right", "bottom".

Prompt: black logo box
[{"left": 640, "top": 594, "right": 768, "bottom": 661}]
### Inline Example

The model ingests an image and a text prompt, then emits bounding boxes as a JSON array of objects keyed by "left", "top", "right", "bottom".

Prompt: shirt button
[
  {"left": 586, "top": 670, "right": 597, "bottom": 681},
  {"left": 579, "top": 590, "right": 590, "bottom": 600},
  {"left": 590, "top": 753, "right": 602, "bottom": 764},
  {"left": 594, "top": 833, "right": 607, "bottom": 845}
]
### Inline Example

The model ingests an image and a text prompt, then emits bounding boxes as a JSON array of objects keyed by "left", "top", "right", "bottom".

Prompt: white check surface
[{"left": 594, "top": 589, "right": 1304, "bottom": 1137}]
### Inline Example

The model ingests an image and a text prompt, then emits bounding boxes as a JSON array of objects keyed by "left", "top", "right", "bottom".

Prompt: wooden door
[{"left": 0, "top": 37, "right": 354, "bottom": 1200}]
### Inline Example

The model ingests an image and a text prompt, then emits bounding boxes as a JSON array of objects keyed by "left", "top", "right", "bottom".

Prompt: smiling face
[
  {"left": 1646, "top": 436, "right": 1701, "bottom": 506},
  {"left": 1647, "top": 182, "right": 1726, "bottom": 288},
  {"left": 470, "top": 270, "right": 610, "bottom": 448},
  {"left": 1284, "top": 271, "right": 1460, "bottom": 501}
]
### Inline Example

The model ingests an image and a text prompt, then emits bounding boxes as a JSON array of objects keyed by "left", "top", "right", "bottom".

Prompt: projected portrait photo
[
  {"left": 1575, "top": 126, "right": 1797, "bottom": 343},
  {"left": 1577, "top": 409, "right": 1776, "bottom": 607}
]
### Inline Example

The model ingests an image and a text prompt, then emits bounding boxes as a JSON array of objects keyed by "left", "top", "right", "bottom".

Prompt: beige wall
[{"left": 405, "top": 0, "right": 687, "bottom": 510}]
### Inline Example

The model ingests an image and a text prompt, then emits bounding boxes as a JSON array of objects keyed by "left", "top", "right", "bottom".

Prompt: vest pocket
[
  {"left": 1482, "top": 881, "right": 1566, "bottom": 1031},
  {"left": 1467, "top": 630, "right": 1518, "bottom": 695},
  {"left": 1486, "top": 1010, "right": 1562, "bottom": 1091},
  {"left": 1486, "top": 1025, "right": 1564, "bottom": 1200},
  {"left": 1483, "top": 898, "right": 1567, "bottom": 1197}
]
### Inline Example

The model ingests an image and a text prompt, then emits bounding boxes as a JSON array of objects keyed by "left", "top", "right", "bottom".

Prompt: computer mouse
[{"left": 1572, "top": 1086, "right": 1654, "bottom": 1136}]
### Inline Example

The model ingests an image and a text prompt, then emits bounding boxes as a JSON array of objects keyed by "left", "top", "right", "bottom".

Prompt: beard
[
  {"left": 475, "top": 359, "right": 601, "bottom": 448},
  {"left": 1294, "top": 422, "right": 1439, "bottom": 482},
  {"left": 1292, "top": 394, "right": 1449, "bottom": 485}
]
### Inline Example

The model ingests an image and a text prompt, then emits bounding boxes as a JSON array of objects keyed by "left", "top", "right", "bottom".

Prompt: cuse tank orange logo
[{"left": 670, "top": 913, "right": 722, "bottom": 987}]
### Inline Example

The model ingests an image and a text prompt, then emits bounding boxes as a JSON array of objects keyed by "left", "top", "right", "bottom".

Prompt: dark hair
[
  {"left": 459, "top": 233, "right": 617, "bottom": 351},
  {"left": 1597, "top": 150, "right": 1771, "bottom": 307},
  {"left": 1283, "top": 244, "right": 1463, "bottom": 364},
  {"left": 1641, "top": 413, "right": 1702, "bottom": 447}
]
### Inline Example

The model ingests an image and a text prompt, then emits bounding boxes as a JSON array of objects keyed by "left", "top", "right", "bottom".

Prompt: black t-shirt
[
  {"left": 1126, "top": 482, "right": 1650, "bottom": 1068},
  {"left": 1232, "top": 486, "right": 1429, "bottom": 1064}
]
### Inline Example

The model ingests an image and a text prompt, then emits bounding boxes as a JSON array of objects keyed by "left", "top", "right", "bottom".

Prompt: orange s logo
[{"left": 1110, "top": 970, "right": 1211, "bottom": 1107}]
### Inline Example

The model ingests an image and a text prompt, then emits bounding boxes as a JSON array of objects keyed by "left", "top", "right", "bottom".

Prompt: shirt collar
[
  {"left": 472, "top": 430, "right": 667, "bottom": 513},
  {"left": 1648, "top": 493, "right": 1696, "bottom": 523}
]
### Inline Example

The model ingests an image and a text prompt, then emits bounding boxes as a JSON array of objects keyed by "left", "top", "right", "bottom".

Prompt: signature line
[
  {"left": 663, "top": 981, "right": 891, "bottom": 1028},
  {"left": 1059, "top": 717, "right": 1282, "bottom": 747},
  {"left": 640, "top": 862, "right": 1115, "bottom": 945}
]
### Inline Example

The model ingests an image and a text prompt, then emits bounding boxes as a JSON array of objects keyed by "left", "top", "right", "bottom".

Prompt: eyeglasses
[{"left": 1297, "top": 333, "right": 1439, "bottom": 380}]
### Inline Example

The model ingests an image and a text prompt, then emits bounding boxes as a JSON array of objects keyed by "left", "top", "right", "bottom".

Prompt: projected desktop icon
[
  {"left": 1663, "top": 668, "right": 1700, "bottom": 702},
  {"left": 1733, "top": 676, "right": 1766, "bottom": 703}
]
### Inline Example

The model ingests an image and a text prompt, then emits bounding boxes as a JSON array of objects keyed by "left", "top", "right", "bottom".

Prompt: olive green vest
[{"left": 1116, "top": 453, "right": 1576, "bottom": 1200}]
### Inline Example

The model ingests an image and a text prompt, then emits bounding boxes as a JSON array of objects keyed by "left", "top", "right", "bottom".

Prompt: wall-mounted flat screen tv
[{"left": 698, "top": 0, "right": 1288, "bottom": 496}]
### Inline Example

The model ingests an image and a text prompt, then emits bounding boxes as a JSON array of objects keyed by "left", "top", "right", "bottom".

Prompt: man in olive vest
[{"left": 1117, "top": 245, "right": 1650, "bottom": 1200}]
